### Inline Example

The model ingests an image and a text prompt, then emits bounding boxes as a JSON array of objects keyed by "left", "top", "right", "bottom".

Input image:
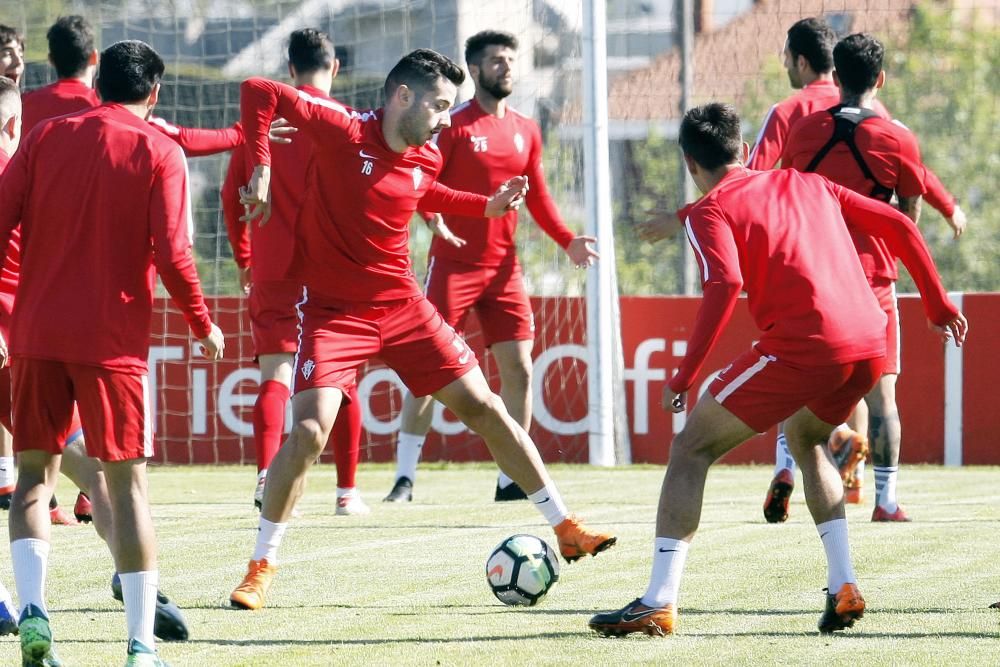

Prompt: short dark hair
[
  {"left": 0, "top": 75, "right": 20, "bottom": 121},
  {"left": 786, "top": 17, "right": 836, "bottom": 74},
  {"left": 48, "top": 16, "right": 95, "bottom": 79},
  {"left": 384, "top": 48, "right": 464, "bottom": 100},
  {"left": 833, "top": 33, "right": 884, "bottom": 98},
  {"left": 96, "top": 40, "right": 165, "bottom": 104},
  {"left": 464, "top": 30, "right": 518, "bottom": 66},
  {"left": 288, "top": 28, "right": 334, "bottom": 74},
  {"left": 0, "top": 24, "right": 23, "bottom": 49},
  {"left": 679, "top": 103, "right": 743, "bottom": 171}
]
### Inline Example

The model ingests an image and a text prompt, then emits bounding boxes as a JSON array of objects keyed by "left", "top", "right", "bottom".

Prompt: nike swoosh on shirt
[{"left": 359, "top": 149, "right": 377, "bottom": 159}]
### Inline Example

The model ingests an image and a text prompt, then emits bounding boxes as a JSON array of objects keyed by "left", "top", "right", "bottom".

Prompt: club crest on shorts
[
  {"left": 412, "top": 166, "right": 424, "bottom": 189},
  {"left": 513, "top": 132, "right": 524, "bottom": 153},
  {"left": 301, "top": 359, "right": 316, "bottom": 380}
]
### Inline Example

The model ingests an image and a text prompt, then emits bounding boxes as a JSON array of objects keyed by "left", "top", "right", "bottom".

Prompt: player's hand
[
  {"left": 240, "top": 165, "right": 272, "bottom": 224},
  {"left": 663, "top": 388, "right": 686, "bottom": 413},
  {"left": 565, "top": 235, "right": 599, "bottom": 269},
  {"left": 238, "top": 266, "right": 252, "bottom": 295},
  {"left": 424, "top": 213, "right": 466, "bottom": 248},
  {"left": 0, "top": 330, "right": 8, "bottom": 369},
  {"left": 198, "top": 324, "right": 225, "bottom": 360},
  {"left": 946, "top": 204, "right": 967, "bottom": 239},
  {"left": 929, "top": 312, "right": 968, "bottom": 348},
  {"left": 485, "top": 176, "right": 529, "bottom": 217},
  {"left": 268, "top": 117, "right": 298, "bottom": 145},
  {"left": 638, "top": 209, "right": 681, "bottom": 243}
]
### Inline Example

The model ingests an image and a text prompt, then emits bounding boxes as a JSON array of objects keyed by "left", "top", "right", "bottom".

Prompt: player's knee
[
  {"left": 289, "top": 421, "right": 327, "bottom": 459},
  {"left": 669, "top": 431, "right": 717, "bottom": 468},
  {"left": 453, "top": 392, "right": 504, "bottom": 432}
]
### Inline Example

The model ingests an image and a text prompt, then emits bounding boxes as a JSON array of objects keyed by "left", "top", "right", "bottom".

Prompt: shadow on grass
[{"left": 59, "top": 632, "right": 582, "bottom": 647}]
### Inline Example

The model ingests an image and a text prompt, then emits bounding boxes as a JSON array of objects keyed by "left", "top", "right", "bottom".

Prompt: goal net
[{"left": 4, "top": 0, "right": 626, "bottom": 466}]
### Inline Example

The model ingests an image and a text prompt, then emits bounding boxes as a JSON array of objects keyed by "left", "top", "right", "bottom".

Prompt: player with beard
[
  {"left": 384, "top": 30, "right": 598, "bottom": 504},
  {"left": 229, "top": 48, "right": 616, "bottom": 611}
]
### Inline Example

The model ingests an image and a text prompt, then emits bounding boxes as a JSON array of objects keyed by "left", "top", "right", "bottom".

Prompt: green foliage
[
  {"left": 878, "top": 4, "right": 1000, "bottom": 292},
  {"left": 598, "top": 3, "right": 999, "bottom": 294}
]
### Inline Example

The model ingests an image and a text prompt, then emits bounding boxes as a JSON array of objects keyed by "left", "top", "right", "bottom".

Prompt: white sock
[
  {"left": 641, "top": 537, "right": 689, "bottom": 607},
  {"left": 832, "top": 423, "right": 852, "bottom": 436},
  {"left": 527, "top": 483, "right": 569, "bottom": 527},
  {"left": 395, "top": 432, "right": 425, "bottom": 482},
  {"left": 336, "top": 486, "right": 355, "bottom": 499},
  {"left": 11, "top": 538, "right": 49, "bottom": 616},
  {"left": 854, "top": 459, "right": 866, "bottom": 483},
  {"left": 773, "top": 431, "right": 796, "bottom": 476},
  {"left": 817, "top": 518, "right": 856, "bottom": 591},
  {"left": 874, "top": 466, "right": 899, "bottom": 512},
  {"left": 252, "top": 517, "right": 288, "bottom": 564},
  {"left": 0, "top": 456, "right": 14, "bottom": 488},
  {"left": 120, "top": 570, "right": 158, "bottom": 649},
  {"left": 497, "top": 470, "right": 516, "bottom": 489}
]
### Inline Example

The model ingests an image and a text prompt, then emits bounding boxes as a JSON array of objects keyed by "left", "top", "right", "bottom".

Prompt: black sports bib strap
[{"left": 803, "top": 105, "right": 895, "bottom": 202}]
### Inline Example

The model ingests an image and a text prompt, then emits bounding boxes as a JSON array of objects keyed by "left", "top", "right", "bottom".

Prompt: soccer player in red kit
[
  {"left": 779, "top": 33, "right": 934, "bottom": 522},
  {"left": 751, "top": 18, "right": 966, "bottom": 519},
  {"left": 0, "top": 23, "right": 24, "bottom": 517},
  {"left": 588, "top": 103, "right": 966, "bottom": 638},
  {"left": 229, "top": 49, "right": 616, "bottom": 611},
  {"left": 0, "top": 74, "right": 21, "bottom": 637},
  {"left": 0, "top": 41, "right": 224, "bottom": 665},
  {"left": 223, "top": 28, "right": 368, "bottom": 516},
  {"left": 384, "top": 30, "right": 598, "bottom": 504},
  {"left": 0, "top": 15, "right": 255, "bottom": 531}
]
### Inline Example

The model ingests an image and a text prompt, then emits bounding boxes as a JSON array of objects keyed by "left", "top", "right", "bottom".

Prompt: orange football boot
[
  {"left": 553, "top": 515, "right": 617, "bottom": 563},
  {"left": 230, "top": 559, "right": 277, "bottom": 610},
  {"left": 818, "top": 582, "right": 865, "bottom": 633}
]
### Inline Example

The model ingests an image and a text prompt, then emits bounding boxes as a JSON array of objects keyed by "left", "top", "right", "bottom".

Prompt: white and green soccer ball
[{"left": 486, "top": 534, "right": 560, "bottom": 606}]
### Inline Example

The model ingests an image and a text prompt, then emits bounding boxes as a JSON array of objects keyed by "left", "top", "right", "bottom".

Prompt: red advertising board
[{"left": 150, "top": 294, "right": 995, "bottom": 466}]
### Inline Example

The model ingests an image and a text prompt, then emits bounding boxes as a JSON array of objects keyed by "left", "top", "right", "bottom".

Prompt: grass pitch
[{"left": 0, "top": 463, "right": 997, "bottom": 666}]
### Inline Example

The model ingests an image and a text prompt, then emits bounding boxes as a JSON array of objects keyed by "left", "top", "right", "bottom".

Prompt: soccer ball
[{"left": 485, "top": 534, "right": 560, "bottom": 606}]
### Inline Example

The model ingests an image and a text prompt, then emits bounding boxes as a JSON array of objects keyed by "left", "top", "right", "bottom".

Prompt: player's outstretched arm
[
  {"left": 240, "top": 77, "right": 355, "bottom": 169},
  {"left": 834, "top": 183, "right": 967, "bottom": 346}
]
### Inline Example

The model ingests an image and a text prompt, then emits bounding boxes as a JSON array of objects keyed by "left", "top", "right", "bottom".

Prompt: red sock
[
  {"left": 330, "top": 386, "right": 362, "bottom": 488},
  {"left": 253, "top": 380, "right": 290, "bottom": 472}
]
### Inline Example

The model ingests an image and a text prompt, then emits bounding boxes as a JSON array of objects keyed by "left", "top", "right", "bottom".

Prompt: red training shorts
[
  {"left": 0, "top": 363, "right": 83, "bottom": 443},
  {"left": 292, "top": 293, "right": 479, "bottom": 398},
  {"left": 12, "top": 358, "right": 151, "bottom": 462},
  {"left": 248, "top": 279, "right": 303, "bottom": 359},
  {"left": 709, "top": 346, "right": 886, "bottom": 433},
  {"left": 424, "top": 257, "right": 534, "bottom": 347},
  {"left": 871, "top": 279, "right": 900, "bottom": 375}
]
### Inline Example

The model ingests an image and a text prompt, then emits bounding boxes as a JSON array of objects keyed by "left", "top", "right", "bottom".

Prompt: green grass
[{"left": 0, "top": 464, "right": 998, "bottom": 665}]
